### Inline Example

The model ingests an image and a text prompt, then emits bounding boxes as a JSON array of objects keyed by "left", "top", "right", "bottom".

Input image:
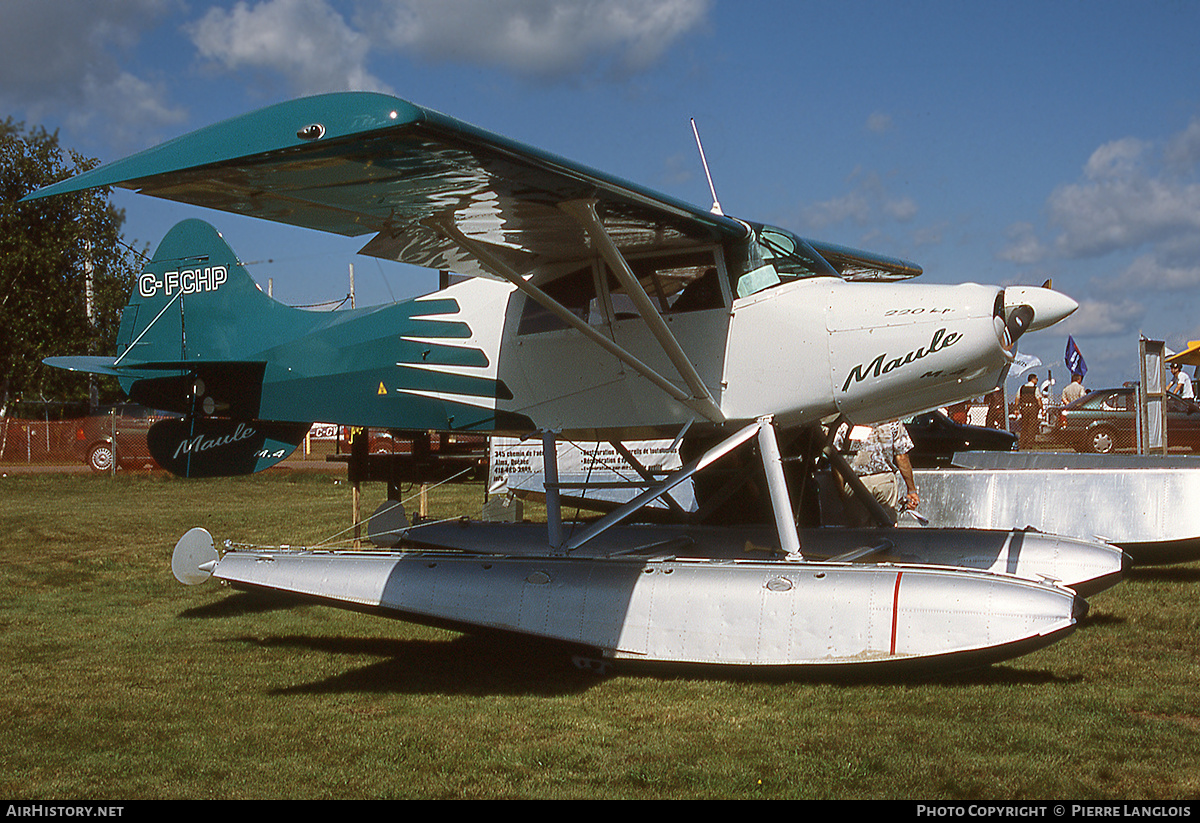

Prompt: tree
[{"left": 0, "top": 119, "right": 141, "bottom": 414}]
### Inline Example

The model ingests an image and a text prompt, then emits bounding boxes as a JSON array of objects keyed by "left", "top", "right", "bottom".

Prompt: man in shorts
[{"left": 837, "top": 420, "right": 920, "bottom": 526}]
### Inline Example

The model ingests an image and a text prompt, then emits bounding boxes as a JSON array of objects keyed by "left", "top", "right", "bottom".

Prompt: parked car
[
  {"left": 1047, "top": 387, "right": 1200, "bottom": 454},
  {"left": 903, "top": 410, "right": 1018, "bottom": 467},
  {"left": 72, "top": 404, "right": 178, "bottom": 472}
]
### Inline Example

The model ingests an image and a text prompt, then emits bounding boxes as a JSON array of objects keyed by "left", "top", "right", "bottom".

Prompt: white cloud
[
  {"left": 1164, "top": 117, "right": 1200, "bottom": 175},
  {"left": 866, "top": 112, "right": 893, "bottom": 134},
  {"left": 1058, "top": 297, "right": 1144, "bottom": 338},
  {"left": 1115, "top": 252, "right": 1200, "bottom": 292},
  {"left": 883, "top": 196, "right": 918, "bottom": 222},
  {"left": 187, "top": 0, "right": 390, "bottom": 96},
  {"left": 1046, "top": 176, "right": 1200, "bottom": 259},
  {"left": 800, "top": 169, "right": 918, "bottom": 231},
  {"left": 70, "top": 72, "right": 188, "bottom": 150},
  {"left": 184, "top": 0, "right": 710, "bottom": 96},
  {"left": 2, "top": 0, "right": 711, "bottom": 149},
  {"left": 0, "top": 0, "right": 187, "bottom": 148},
  {"left": 1002, "top": 121, "right": 1200, "bottom": 285},
  {"left": 1082, "top": 137, "right": 1148, "bottom": 181},
  {"left": 998, "top": 222, "right": 1048, "bottom": 265},
  {"left": 362, "top": 0, "right": 712, "bottom": 78}
]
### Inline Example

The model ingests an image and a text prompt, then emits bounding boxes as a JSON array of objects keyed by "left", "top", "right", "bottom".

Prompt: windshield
[{"left": 734, "top": 223, "right": 839, "bottom": 298}]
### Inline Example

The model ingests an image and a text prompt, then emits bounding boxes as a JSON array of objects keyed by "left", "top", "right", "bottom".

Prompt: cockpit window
[{"left": 735, "top": 224, "right": 839, "bottom": 298}]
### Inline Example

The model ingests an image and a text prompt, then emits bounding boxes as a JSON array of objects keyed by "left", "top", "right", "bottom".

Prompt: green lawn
[{"left": 1, "top": 470, "right": 1198, "bottom": 799}]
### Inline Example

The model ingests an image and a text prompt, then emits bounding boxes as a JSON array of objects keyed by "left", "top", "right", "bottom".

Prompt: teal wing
[{"left": 25, "top": 92, "right": 749, "bottom": 278}]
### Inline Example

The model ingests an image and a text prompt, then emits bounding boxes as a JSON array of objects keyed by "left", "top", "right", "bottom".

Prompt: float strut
[
  {"left": 542, "top": 430, "right": 564, "bottom": 552},
  {"left": 757, "top": 416, "right": 802, "bottom": 559}
]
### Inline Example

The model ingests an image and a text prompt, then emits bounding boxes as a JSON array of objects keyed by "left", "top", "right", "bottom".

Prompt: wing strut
[
  {"left": 427, "top": 216, "right": 725, "bottom": 423},
  {"left": 559, "top": 199, "right": 725, "bottom": 424},
  {"left": 758, "top": 416, "right": 802, "bottom": 558}
]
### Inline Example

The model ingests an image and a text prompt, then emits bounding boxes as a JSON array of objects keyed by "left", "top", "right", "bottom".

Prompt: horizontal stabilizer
[
  {"left": 45, "top": 355, "right": 269, "bottom": 420},
  {"left": 42, "top": 356, "right": 123, "bottom": 377},
  {"left": 127, "top": 362, "right": 267, "bottom": 419}
]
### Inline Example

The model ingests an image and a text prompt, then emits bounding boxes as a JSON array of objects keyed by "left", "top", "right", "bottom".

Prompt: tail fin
[
  {"left": 119, "top": 218, "right": 315, "bottom": 364},
  {"left": 47, "top": 219, "right": 319, "bottom": 476},
  {"left": 48, "top": 218, "right": 522, "bottom": 475},
  {"left": 84, "top": 219, "right": 323, "bottom": 418}
]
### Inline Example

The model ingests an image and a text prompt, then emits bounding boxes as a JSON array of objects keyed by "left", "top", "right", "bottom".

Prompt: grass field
[{"left": 2, "top": 469, "right": 1198, "bottom": 800}]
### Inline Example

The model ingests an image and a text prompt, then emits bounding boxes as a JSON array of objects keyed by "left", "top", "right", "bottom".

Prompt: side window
[{"left": 518, "top": 265, "right": 595, "bottom": 335}]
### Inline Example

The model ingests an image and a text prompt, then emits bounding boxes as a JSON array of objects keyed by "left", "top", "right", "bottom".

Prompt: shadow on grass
[
  {"left": 233, "top": 632, "right": 601, "bottom": 697},
  {"left": 214, "top": 628, "right": 1081, "bottom": 696},
  {"left": 637, "top": 658, "right": 1081, "bottom": 689},
  {"left": 180, "top": 588, "right": 313, "bottom": 618},
  {"left": 180, "top": 590, "right": 604, "bottom": 696},
  {"left": 1076, "top": 608, "right": 1126, "bottom": 629},
  {"left": 1127, "top": 566, "right": 1200, "bottom": 584}
]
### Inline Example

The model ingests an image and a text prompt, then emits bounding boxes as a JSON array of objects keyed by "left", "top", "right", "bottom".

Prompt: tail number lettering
[{"left": 139, "top": 266, "right": 229, "bottom": 298}]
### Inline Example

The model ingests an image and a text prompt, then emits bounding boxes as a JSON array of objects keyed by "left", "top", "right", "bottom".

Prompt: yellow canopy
[{"left": 1166, "top": 341, "right": 1200, "bottom": 366}]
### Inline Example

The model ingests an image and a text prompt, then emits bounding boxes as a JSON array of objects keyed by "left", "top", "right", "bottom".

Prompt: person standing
[
  {"left": 1039, "top": 371, "right": 1055, "bottom": 406},
  {"left": 985, "top": 388, "right": 1006, "bottom": 429},
  {"left": 1169, "top": 363, "right": 1194, "bottom": 400},
  {"left": 836, "top": 420, "right": 920, "bottom": 525},
  {"left": 1061, "top": 372, "right": 1086, "bottom": 405},
  {"left": 1018, "top": 374, "right": 1040, "bottom": 449},
  {"left": 1039, "top": 371, "right": 1058, "bottom": 425}
]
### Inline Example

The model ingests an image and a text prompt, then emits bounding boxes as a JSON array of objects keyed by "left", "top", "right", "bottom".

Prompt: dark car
[
  {"left": 72, "top": 404, "right": 178, "bottom": 472},
  {"left": 903, "top": 410, "right": 1018, "bottom": 467},
  {"left": 1048, "top": 387, "right": 1200, "bottom": 454}
]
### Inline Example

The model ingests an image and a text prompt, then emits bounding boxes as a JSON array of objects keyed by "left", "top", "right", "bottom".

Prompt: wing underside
[
  {"left": 806, "top": 239, "right": 922, "bottom": 281},
  {"left": 26, "top": 92, "right": 750, "bottom": 280}
]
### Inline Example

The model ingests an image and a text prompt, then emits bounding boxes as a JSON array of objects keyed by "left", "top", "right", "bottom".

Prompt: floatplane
[{"left": 27, "top": 92, "right": 1123, "bottom": 676}]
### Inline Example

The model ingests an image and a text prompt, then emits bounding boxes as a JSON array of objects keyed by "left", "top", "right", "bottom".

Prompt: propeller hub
[{"left": 1003, "top": 285, "right": 1078, "bottom": 333}]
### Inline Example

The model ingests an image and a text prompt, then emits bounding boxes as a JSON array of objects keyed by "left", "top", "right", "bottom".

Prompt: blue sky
[{"left": 4, "top": 0, "right": 1200, "bottom": 392}]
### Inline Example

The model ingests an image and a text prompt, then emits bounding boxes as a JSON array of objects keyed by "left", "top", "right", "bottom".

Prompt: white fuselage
[{"left": 438, "top": 274, "right": 1012, "bottom": 438}]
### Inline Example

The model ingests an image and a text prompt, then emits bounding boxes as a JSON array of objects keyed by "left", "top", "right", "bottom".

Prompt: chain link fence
[{"left": 0, "top": 405, "right": 341, "bottom": 474}]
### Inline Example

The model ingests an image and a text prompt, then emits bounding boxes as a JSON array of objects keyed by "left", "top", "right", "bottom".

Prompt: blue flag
[{"left": 1065, "top": 336, "right": 1087, "bottom": 377}]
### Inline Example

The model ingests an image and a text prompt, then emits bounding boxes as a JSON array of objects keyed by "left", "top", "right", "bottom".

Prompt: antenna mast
[{"left": 691, "top": 118, "right": 724, "bottom": 216}]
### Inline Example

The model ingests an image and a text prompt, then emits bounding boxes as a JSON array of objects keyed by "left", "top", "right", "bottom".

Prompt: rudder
[
  {"left": 112, "top": 219, "right": 326, "bottom": 419},
  {"left": 117, "top": 219, "right": 286, "bottom": 366}
]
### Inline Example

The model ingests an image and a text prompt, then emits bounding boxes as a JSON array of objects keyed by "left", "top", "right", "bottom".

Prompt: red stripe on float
[{"left": 891, "top": 571, "right": 903, "bottom": 654}]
